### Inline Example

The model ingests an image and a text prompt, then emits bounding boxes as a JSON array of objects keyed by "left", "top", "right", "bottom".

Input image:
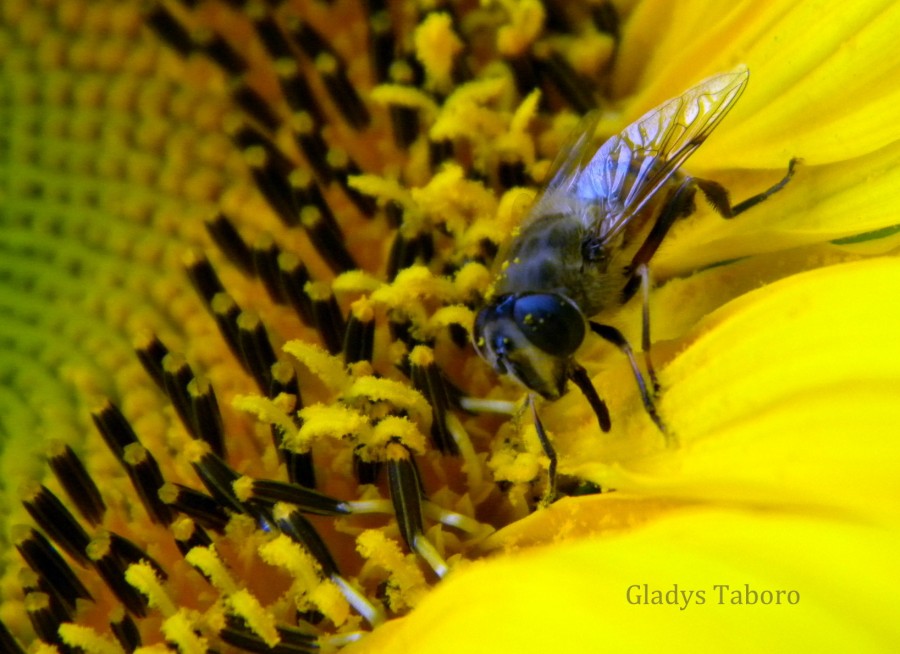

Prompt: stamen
[
  {"left": 110, "top": 608, "right": 142, "bottom": 653},
  {"left": 276, "top": 60, "right": 327, "bottom": 126},
  {"left": 314, "top": 52, "right": 371, "bottom": 130},
  {"left": 230, "top": 77, "right": 282, "bottom": 133},
  {"left": 247, "top": 3, "right": 294, "bottom": 61},
  {"left": 250, "top": 479, "right": 349, "bottom": 516},
  {"left": 142, "top": 1, "right": 193, "bottom": 57},
  {"left": 205, "top": 212, "right": 255, "bottom": 274},
  {"left": 88, "top": 532, "right": 154, "bottom": 617},
  {"left": 342, "top": 298, "right": 375, "bottom": 364},
  {"left": 290, "top": 111, "right": 332, "bottom": 183},
  {"left": 289, "top": 168, "right": 338, "bottom": 234},
  {"left": 277, "top": 252, "right": 315, "bottom": 325},
  {"left": 325, "top": 148, "right": 376, "bottom": 217},
  {"left": 25, "top": 591, "right": 68, "bottom": 648},
  {"left": 14, "top": 526, "right": 92, "bottom": 610},
  {"left": 409, "top": 345, "right": 459, "bottom": 454},
  {"left": 185, "top": 251, "right": 226, "bottom": 307},
  {"left": 162, "top": 353, "right": 196, "bottom": 436},
  {"left": 134, "top": 330, "right": 169, "bottom": 391},
  {"left": 369, "top": 10, "right": 395, "bottom": 84},
  {"left": 245, "top": 145, "right": 299, "bottom": 226},
  {"left": 21, "top": 483, "right": 91, "bottom": 566},
  {"left": 159, "top": 483, "right": 231, "bottom": 533},
  {"left": 122, "top": 443, "right": 175, "bottom": 526},
  {"left": 300, "top": 206, "right": 357, "bottom": 274},
  {"left": 252, "top": 236, "right": 289, "bottom": 304},
  {"left": 194, "top": 28, "right": 248, "bottom": 76},
  {"left": 386, "top": 444, "right": 448, "bottom": 578},
  {"left": 237, "top": 310, "right": 278, "bottom": 392},
  {"left": 190, "top": 449, "right": 246, "bottom": 516},
  {"left": 535, "top": 51, "right": 597, "bottom": 114},
  {"left": 188, "top": 376, "right": 226, "bottom": 458},
  {"left": 47, "top": 440, "right": 106, "bottom": 526},
  {"left": 211, "top": 291, "right": 245, "bottom": 363},
  {"left": 273, "top": 504, "right": 339, "bottom": 578},
  {"left": 0, "top": 619, "right": 25, "bottom": 654},
  {"left": 305, "top": 281, "right": 347, "bottom": 355}
]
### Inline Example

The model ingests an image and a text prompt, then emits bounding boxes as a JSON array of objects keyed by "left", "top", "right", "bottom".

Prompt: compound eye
[{"left": 512, "top": 293, "right": 585, "bottom": 357}]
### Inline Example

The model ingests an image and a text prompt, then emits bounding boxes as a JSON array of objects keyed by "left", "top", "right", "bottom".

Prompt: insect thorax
[{"left": 492, "top": 211, "right": 622, "bottom": 316}]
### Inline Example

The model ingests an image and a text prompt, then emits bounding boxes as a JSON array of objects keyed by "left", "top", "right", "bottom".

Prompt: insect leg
[
  {"left": 568, "top": 363, "right": 612, "bottom": 432},
  {"left": 588, "top": 321, "right": 666, "bottom": 435},
  {"left": 636, "top": 263, "right": 660, "bottom": 393},
  {"left": 696, "top": 158, "right": 800, "bottom": 218},
  {"left": 622, "top": 177, "right": 697, "bottom": 302},
  {"left": 530, "top": 394, "right": 558, "bottom": 506}
]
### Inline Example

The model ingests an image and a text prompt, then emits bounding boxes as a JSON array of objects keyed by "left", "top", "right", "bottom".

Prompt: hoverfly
[{"left": 473, "top": 67, "right": 797, "bottom": 500}]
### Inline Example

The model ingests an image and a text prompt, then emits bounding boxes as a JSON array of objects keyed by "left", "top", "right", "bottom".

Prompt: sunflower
[{"left": 2, "top": 0, "right": 899, "bottom": 652}]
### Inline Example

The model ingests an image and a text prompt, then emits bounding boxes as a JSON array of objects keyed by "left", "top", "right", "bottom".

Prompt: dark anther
[
  {"left": 0, "top": 618, "right": 26, "bottom": 654},
  {"left": 188, "top": 377, "right": 226, "bottom": 458},
  {"left": 300, "top": 206, "right": 358, "bottom": 274},
  {"left": 110, "top": 610, "right": 142, "bottom": 653},
  {"left": 535, "top": 52, "right": 597, "bottom": 114},
  {"left": 185, "top": 252, "right": 225, "bottom": 307},
  {"left": 354, "top": 453, "right": 382, "bottom": 485},
  {"left": 342, "top": 302, "right": 375, "bottom": 364},
  {"left": 159, "top": 483, "right": 231, "bottom": 533},
  {"left": 237, "top": 311, "right": 278, "bottom": 392},
  {"left": 205, "top": 213, "right": 254, "bottom": 275},
  {"left": 230, "top": 78, "right": 282, "bottom": 133},
  {"left": 191, "top": 451, "right": 245, "bottom": 515},
  {"left": 291, "top": 112, "right": 332, "bottom": 183},
  {"left": 162, "top": 353, "right": 196, "bottom": 438},
  {"left": 325, "top": 148, "right": 377, "bottom": 217},
  {"left": 497, "top": 158, "right": 527, "bottom": 190},
  {"left": 369, "top": 10, "right": 395, "bottom": 84},
  {"left": 245, "top": 147, "right": 299, "bottom": 227},
  {"left": 25, "top": 591, "right": 69, "bottom": 649},
  {"left": 134, "top": 331, "right": 169, "bottom": 391},
  {"left": 409, "top": 348, "right": 460, "bottom": 454},
  {"left": 289, "top": 169, "right": 338, "bottom": 234},
  {"left": 210, "top": 292, "right": 245, "bottom": 364},
  {"left": 47, "top": 441, "right": 106, "bottom": 526},
  {"left": 251, "top": 479, "right": 349, "bottom": 516},
  {"left": 174, "top": 521, "right": 214, "bottom": 558},
  {"left": 122, "top": 443, "right": 176, "bottom": 526},
  {"left": 386, "top": 445, "right": 425, "bottom": 551},
  {"left": 306, "top": 283, "right": 347, "bottom": 356},
  {"left": 315, "top": 52, "right": 371, "bottom": 130},
  {"left": 22, "top": 485, "right": 91, "bottom": 566},
  {"left": 276, "top": 61, "right": 327, "bottom": 126},
  {"left": 252, "top": 236, "right": 289, "bottom": 304},
  {"left": 194, "top": 28, "right": 248, "bottom": 76},
  {"left": 248, "top": 4, "right": 294, "bottom": 60},
  {"left": 277, "top": 253, "right": 314, "bottom": 325},
  {"left": 143, "top": 2, "right": 193, "bottom": 57},
  {"left": 15, "top": 527, "right": 93, "bottom": 611},
  {"left": 274, "top": 505, "right": 340, "bottom": 578}
]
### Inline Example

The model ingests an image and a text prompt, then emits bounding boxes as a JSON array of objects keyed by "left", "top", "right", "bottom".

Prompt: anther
[
  {"left": 143, "top": 2, "right": 193, "bottom": 57},
  {"left": 252, "top": 236, "right": 288, "bottom": 304},
  {"left": 21, "top": 484, "right": 90, "bottom": 566},
  {"left": 0, "top": 618, "right": 26, "bottom": 654},
  {"left": 230, "top": 77, "right": 282, "bottom": 133},
  {"left": 205, "top": 212, "right": 255, "bottom": 275},
  {"left": 25, "top": 591, "right": 68, "bottom": 648},
  {"left": 409, "top": 346, "right": 460, "bottom": 454},
  {"left": 535, "top": 51, "right": 597, "bottom": 114},
  {"left": 305, "top": 281, "right": 346, "bottom": 355},
  {"left": 47, "top": 440, "right": 106, "bottom": 526},
  {"left": 244, "top": 146, "right": 298, "bottom": 226},
  {"left": 247, "top": 2, "right": 294, "bottom": 60},
  {"left": 342, "top": 299, "right": 375, "bottom": 364},
  {"left": 250, "top": 479, "right": 349, "bottom": 516},
  {"left": 277, "top": 252, "right": 314, "bottom": 325},
  {"left": 211, "top": 292, "right": 244, "bottom": 363},
  {"left": 290, "top": 111, "right": 332, "bottom": 183},
  {"left": 237, "top": 310, "right": 278, "bottom": 392},
  {"left": 110, "top": 608, "right": 142, "bottom": 653},
  {"left": 314, "top": 51, "right": 371, "bottom": 130},
  {"left": 188, "top": 376, "right": 226, "bottom": 458},
  {"left": 122, "top": 443, "right": 175, "bottom": 526},
  {"left": 193, "top": 28, "right": 248, "bottom": 76},
  {"left": 14, "top": 526, "right": 92, "bottom": 610},
  {"left": 159, "top": 483, "right": 231, "bottom": 533},
  {"left": 387, "top": 60, "right": 421, "bottom": 149},
  {"left": 326, "top": 148, "right": 376, "bottom": 217},
  {"left": 289, "top": 168, "right": 338, "bottom": 233},
  {"left": 134, "top": 331, "right": 169, "bottom": 391},
  {"left": 184, "top": 251, "right": 225, "bottom": 307},
  {"left": 276, "top": 60, "right": 326, "bottom": 126},
  {"left": 300, "top": 205, "right": 357, "bottom": 274}
]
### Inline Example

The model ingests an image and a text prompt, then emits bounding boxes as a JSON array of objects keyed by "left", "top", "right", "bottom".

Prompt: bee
[{"left": 473, "top": 67, "right": 798, "bottom": 499}]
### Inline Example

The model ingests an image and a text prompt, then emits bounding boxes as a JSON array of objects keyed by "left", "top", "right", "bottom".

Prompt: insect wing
[
  {"left": 542, "top": 111, "right": 604, "bottom": 194},
  {"left": 576, "top": 68, "right": 750, "bottom": 242}
]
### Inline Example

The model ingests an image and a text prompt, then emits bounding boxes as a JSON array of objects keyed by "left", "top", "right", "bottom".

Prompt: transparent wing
[
  {"left": 573, "top": 67, "right": 750, "bottom": 243},
  {"left": 541, "top": 111, "right": 603, "bottom": 194}
]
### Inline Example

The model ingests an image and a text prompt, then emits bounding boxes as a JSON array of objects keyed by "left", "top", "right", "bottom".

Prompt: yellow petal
[
  {"left": 346, "top": 510, "right": 900, "bottom": 653},
  {"left": 567, "top": 257, "right": 900, "bottom": 523},
  {"left": 615, "top": 0, "right": 900, "bottom": 168}
]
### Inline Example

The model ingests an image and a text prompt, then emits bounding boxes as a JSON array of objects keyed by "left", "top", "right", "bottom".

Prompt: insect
[{"left": 472, "top": 67, "right": 798, "bottom": 501}]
